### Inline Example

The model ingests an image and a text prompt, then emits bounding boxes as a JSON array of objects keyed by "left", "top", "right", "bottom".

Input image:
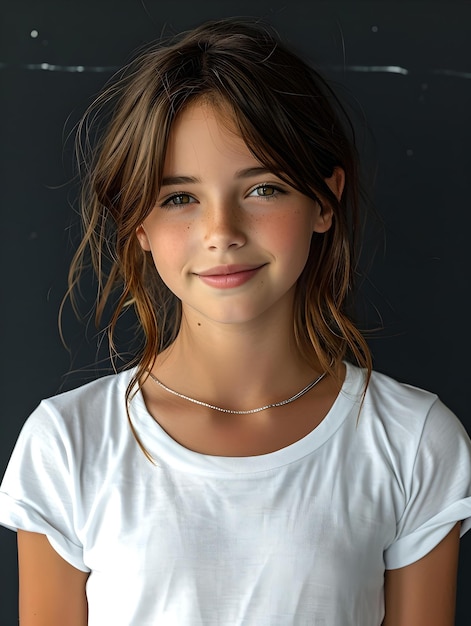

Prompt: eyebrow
[{"left": 160, "top": 167, "right": 276, "bottom": 188}]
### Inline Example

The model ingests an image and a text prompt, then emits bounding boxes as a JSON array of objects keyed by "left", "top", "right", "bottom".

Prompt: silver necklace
[{"left": 147, "top": 370, "right": 327, "bottom": 415}]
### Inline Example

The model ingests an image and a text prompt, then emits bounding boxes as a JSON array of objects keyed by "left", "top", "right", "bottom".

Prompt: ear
[
  {"left": 312, "top": 167, "right": 345, "bottom": 233},
  {"left": 325, "top": 166, "right": 345, "bottom": 201},
  {"left": 136, "top": 224, "right": 152, "bottom": 252}
]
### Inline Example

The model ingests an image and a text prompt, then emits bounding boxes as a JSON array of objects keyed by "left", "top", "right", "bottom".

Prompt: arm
[
  {"left": 382, "top": 522, "right": 461, "bottom": 626},
  {"left": 17, "top": 530, "right": 89, "bottom": 626}
]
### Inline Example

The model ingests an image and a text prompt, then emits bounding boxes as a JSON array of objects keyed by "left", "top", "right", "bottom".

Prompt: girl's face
[{"left": 136, "top": 101, "right": 339, "bottom": 328}]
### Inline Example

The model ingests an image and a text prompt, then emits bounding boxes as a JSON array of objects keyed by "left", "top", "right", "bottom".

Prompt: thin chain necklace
[{"left": 147, "top": 370, "right": 327, "bottom": 415}]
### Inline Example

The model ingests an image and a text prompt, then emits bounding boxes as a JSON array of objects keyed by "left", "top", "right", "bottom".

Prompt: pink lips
[{"left": 196, "top": 264, "right": 265, "bottom": 289}]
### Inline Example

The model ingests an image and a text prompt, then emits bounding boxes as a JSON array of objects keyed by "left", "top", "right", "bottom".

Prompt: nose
[{"left": 203, "top": 201, "right": 247, "bottom": 251}]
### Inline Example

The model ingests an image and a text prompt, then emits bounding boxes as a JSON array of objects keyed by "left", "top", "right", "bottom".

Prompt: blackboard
[{"left": 1, "top": 1, "right": 470, "bottom": 623}]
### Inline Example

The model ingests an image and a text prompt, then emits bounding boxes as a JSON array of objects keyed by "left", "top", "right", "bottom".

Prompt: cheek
[
  {"left": 259, "top": 212, "right": 313, "bottom": 256},
  {"left": 148, "top": 220, "right": 190, "bottom": 258},
  {"left": 148, "top": 225, "right": 204, "bottom": 303}
]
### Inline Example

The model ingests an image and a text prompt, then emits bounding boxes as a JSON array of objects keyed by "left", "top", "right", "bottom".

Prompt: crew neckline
[{"left": 130, "top": 361, "right": 365, "bottom": 476}]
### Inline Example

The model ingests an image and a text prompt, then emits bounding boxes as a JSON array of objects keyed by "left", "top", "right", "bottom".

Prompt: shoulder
[
  {"left": 345, "top": 363, "right": 470, "bottom": 460},
  {"left": 356, "top": 370, "right": 471, "bottom": 568},
  {"left": 17, "top": 369, "right": 136, "bottom": 458},
  {"left": 366, "top": 367, "right": 439, "bottom": 416},
  {"left": 360, "top": 366, "right": 459, "bottom": 434},
  {"left": 39, "top": 368, "right": 133, "bottom": 419}
]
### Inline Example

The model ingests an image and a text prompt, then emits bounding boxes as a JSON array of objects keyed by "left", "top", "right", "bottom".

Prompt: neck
[{"left": 151, "top": 306, "right": 322, "bottom": 412}]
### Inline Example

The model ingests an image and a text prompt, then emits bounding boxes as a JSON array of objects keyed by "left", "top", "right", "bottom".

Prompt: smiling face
[{"left": 136, "top": 101, "right": 337, "bottom": 328}]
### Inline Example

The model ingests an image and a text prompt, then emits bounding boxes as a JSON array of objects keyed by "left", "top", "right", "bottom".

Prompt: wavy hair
[{"left": 68, "top": 18, "right": 372, "bottom": 459}]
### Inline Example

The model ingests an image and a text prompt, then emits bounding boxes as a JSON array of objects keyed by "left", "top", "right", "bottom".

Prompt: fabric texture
[{"left": 1, "top": 362, "right": 471, "bottom": 625}]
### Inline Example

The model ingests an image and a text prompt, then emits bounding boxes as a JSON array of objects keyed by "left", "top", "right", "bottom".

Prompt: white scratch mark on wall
[
  {"left": 0, "top": 63, "right": 470, "bottom": 80},
  {"left": 23, "top": 63, "right": 118, "bottom": 73},
  {"left": 328, "top": 64, "right": 409, "bottom": 76},
  {"left": 431, "top": 69, "right": 471, "bottom": 80}
]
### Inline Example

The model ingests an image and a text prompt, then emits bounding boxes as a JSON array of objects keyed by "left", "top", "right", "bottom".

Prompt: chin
[{"left": 185, "top": 299, "right": 286, "bottom": 327}]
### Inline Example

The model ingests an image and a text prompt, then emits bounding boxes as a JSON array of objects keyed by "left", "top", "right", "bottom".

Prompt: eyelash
[
  {"left": 159, "top": 193, "right": 197, "bottom": 208},
  {"left": 248, "top": 184, "right": 285, "bottom": 199},
  {"left": 159, "top": 184, "right": 285, "bottom": 209}
]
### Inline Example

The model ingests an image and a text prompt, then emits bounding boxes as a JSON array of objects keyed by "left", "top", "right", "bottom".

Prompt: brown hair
[{"left": 68, "top": 18, "right": 372, "bottom": 458}]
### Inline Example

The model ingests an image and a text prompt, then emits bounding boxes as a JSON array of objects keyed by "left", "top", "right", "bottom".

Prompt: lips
[
  {"left": 196, "top": 264, "right": 263, "bottom": 276},
  {"left": 195, "top": 264, "right": 265, "bottom": 289}
]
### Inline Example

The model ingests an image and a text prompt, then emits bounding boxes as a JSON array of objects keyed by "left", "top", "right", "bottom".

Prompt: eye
[
  {"left": 248, "top": 184, "right": 283, "bottom": 199},
  {"left": 160, "top": 193, "right": 197, "bottom": 208}
]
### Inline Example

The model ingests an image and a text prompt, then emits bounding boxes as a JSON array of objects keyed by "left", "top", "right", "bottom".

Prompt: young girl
[{"left": 1, "top": 17, "right": 470, "bottom": 626}]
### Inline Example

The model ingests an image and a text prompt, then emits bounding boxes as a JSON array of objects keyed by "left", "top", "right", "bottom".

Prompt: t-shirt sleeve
[
  {"left": 0, "top": 401, "right": 89, "bottom": 572},
  {"left": 384, "top": 398, "right": 471, "bottom": 570}
]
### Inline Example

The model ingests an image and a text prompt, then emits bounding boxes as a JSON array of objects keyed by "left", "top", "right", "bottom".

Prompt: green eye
[{"left": 161, "top": 193, "right": 196, "bottom": 207}]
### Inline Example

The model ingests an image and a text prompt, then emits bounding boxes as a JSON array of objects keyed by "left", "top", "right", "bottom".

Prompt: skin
[
  {"left": 17, "top": 101, "right": 461, "bottom": 624},
  {"left": 382, "top": 522, "right": 461, "bottom": 626},
  {"left": 17, "top": 530, "right": 88, "bottom": 625},
  {"left": 137, "top": 102, "right": 336, "bottom": 331}
]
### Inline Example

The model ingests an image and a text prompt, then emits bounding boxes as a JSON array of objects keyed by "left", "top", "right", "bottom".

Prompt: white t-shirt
[{"left": 1, "top": 362, "right": 471, "bottom": 625}]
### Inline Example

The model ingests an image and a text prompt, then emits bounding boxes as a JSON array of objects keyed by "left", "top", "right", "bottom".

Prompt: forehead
[{"left": 163, "top": 100, "right": 257, "bottom": 172}]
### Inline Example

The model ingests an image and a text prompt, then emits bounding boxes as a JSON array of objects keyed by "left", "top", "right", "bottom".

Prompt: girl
[{"left": 1, "top": 17, "right": 470, "bottom": 626}]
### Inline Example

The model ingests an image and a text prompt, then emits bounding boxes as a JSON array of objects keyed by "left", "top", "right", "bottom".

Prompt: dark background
[{"left": 1, "top": 1, "right": 470, "bottom": 623}]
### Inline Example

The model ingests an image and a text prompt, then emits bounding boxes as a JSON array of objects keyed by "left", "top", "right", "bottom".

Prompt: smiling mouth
[
  {"left": 195, "top": 264, "right": 265, "bottom": 288},
  {"left": 196, "top": 264, "right": 264, "bottom": 276}
]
